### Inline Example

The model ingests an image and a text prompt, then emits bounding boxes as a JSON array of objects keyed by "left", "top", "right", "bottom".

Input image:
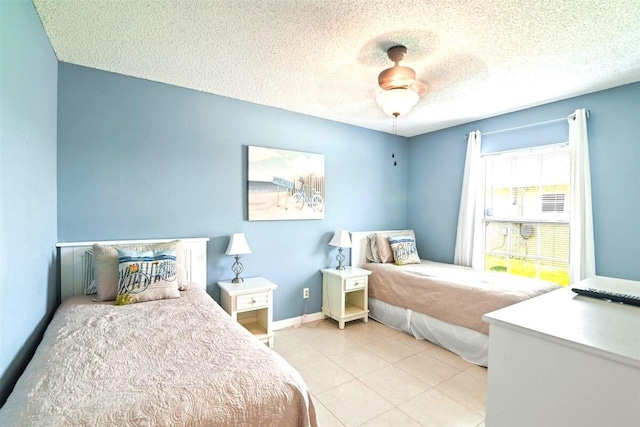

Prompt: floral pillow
[
  {"left": 387, "top": 235, "right": 421, "bottom": 266},
  {"left": 115, "top": 249, "right": 181, "bottom": 305}
]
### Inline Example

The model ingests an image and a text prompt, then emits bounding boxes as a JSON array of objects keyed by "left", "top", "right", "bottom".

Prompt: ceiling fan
[{"left": 376, "top": 45, "right": 427, "bottom": 117}]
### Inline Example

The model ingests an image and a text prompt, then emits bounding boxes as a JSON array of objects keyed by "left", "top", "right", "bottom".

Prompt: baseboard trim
[{"left": 273, "top": 312, "right": 323, "bottom": 330}]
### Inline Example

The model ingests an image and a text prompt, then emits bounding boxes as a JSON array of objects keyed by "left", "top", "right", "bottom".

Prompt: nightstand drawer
[
  {"left": 237, "top": 291, "right": 269, "bottom": 311},
  {"left": 344, "top": 277, "right": 367, "bottom": 291}
]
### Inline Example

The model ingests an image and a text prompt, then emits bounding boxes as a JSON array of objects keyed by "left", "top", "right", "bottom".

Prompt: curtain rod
[{"left": 465, "top": 110, "right": 590, "bottom": 138}]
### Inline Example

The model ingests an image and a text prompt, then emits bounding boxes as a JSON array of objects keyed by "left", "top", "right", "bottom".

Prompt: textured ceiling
[{"left": 34, "top": 0, "right": 640, "bottom": 137}]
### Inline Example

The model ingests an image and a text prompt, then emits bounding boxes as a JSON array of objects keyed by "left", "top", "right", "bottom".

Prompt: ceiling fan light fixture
[
  {"left": 376, "top": 87, "right": 419, "bottom": 117},
  {"left": 378, "top": 65, "right": 417, "bottom": 90},
  {"left": 376, "top": 45, "right": 426, "bottom": 117}
]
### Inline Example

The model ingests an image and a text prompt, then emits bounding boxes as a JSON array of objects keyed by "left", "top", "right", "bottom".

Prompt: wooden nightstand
[
  {"left": 218, "top": 277, "right": 277, "bottom": 348},
  {"left": 321, "top": 267, "right": 372, "bottom": 329}
]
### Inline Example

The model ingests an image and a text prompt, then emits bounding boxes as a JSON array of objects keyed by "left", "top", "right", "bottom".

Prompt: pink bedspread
[
  {"left": 366, "top": 260, "right": 560, "bottom": 335},
  {"left": 0, "top": 287, "right": 317, "bottom": 426}
]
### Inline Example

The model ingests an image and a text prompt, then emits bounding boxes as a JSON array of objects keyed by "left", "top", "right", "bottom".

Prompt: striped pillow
[
  {"left": 83, "top": 249, "right": 97, "bottom": 295},
  {"left": 115, "top": 249, "right": 181, "bottom": 305}
]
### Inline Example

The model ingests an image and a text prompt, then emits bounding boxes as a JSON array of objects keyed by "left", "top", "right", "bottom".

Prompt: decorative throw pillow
[
  {"left": 115, "top": 249, "right": 181, "bottom": 305},
  {"left": 387, "top": 235, "right": 421, "bottom": 265},
  {"left": 92, "top": 240, "right": 189, "bottom": 302},
  {"left": 376, "top": 230, "right": 417, "bottom": 263}
]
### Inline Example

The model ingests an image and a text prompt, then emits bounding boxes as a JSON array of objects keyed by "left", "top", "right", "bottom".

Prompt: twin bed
[
  {"left": 1, "top": 230, "right": 559, "bottom": 423},
  {"left": 1, "top": 238, "right": 317, "bottom": 426},
  {"left": 351, "top": 230, "right": 560, "bottom": 366}
]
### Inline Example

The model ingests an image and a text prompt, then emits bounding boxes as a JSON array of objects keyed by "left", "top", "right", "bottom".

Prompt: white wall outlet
[
  {"left": 502, "top": 227, "right": 509, "bottom": 236},
  {"left": 303, "top": 288, "right": 309, "bottom": 299}
]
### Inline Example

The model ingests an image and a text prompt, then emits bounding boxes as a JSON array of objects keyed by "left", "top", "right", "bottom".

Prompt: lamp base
[
  {"left": 231, "top": 255, "right": 244, "bottom": 284},
  {"left": 335, "top": 247, "right": 346, "bottom": 270}
]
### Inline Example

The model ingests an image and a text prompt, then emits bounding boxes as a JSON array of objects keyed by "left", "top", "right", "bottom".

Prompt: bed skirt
[{"left": 368, "top": 297, "right": 489, "bottom": 366}]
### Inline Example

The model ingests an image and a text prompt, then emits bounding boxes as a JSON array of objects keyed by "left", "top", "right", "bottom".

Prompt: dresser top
[{"left": 484, "top": 276, "right": 640, "bottom": 368}]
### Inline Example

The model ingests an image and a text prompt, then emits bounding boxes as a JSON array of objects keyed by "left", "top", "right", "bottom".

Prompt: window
[{"left": 482, "top": 143, "right": 570, "bottom": 285}]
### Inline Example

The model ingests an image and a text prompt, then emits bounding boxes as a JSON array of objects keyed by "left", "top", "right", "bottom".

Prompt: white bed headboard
[
  {"left": 56, "top": 237, "right": 210, "bottom": 302},
  {"left": 350, "top": 230, "right": 404, "bottom": 268}
]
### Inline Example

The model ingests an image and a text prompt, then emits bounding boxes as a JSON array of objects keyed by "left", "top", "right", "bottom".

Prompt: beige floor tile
[
  {"left": 279, "top": 316, "right": 488, "bottom": 425},
  {"left": 391, "top": 331, "right": 439, "bottom": 351},
  {"left": 303, "top": 318, "right": 340, "bottom": 330},
  {"left": 435, "top": 371, "right": 486, "bottom": 415},
  {"left": 464, "top": 364, "right": 488, "bottom": 382},
  {"left": 363, "top": 319, "right": 401, "bottom": 337},
  {"left": 359, "top": 408, "right": 422, "bottom": 427},
  {"left": 273, "top": 327, "right": 295, "bottom": 337},
  {"left": 328, "top": 347, "right": 390, "bottom": 378},
  {"left": 296, "top": 357, "right": 354, "bottom": 394},
  {"left": 399, "top": 388, "right": 485, "bottom": 427},
  {"left": 290, "top": 321, "right": 334, "bottom": 341},
  {"left": 426, "top": 345, "right": 473, "bottom": 370},
  {"left": 363, "top": 335, "right": 420, "bottom": 363},
  {"left": 359, "top": 364, "right": 430, "bottom": 406},
  {"left": 308, "top": 331, "right": 360, "bottom": 356},
  {"left": 276, "top": 341, "right": 326, "bottom": 368},
  {"left": 273, "top": 328, "right": 307, "bottom": 352},
  {"left": 335, "top": 322, "right": 390, "bottom": 345},
  {"left": 394, "top": 352, "right": 461, "bottom": 387},
  {"left": 311, "top": 397, "right": 344, "bottom": 427},
  {"left": 316, "top": 380, "right": 394, "bottom": 427}
]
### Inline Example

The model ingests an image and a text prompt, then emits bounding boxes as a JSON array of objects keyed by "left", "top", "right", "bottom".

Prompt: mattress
[
  {"left": 0, "top": 287, "right": 317, "bottom": 426},
  {"left": 365, "top": 260, "right": 560, "bottom": 335}
]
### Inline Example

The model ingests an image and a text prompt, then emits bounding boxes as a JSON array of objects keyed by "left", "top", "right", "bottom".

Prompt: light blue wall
[
  {"left": 0, "top": 0, "right": 58, "bottom": 406},
  {"left": 408, "top": 82, "right": 640, "bottom": 281},
  {"left": 4, "top": 7, "right": 638, "bottom": 405},
  {"left": 57, "top": 63, "right": 409, "bottom": 320}
]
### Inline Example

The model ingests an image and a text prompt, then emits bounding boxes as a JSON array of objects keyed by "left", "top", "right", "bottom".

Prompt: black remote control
[{"left": 572, "top": 287, "right": 640, "bottom": 307}]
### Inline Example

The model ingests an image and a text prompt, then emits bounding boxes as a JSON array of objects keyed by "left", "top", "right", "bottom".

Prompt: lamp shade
[
  {"left": 376, "top": 88, "right": 420, "bottom": 117},
  {"left": 328, "top": 229, "right": 351, "bottom": 248},
  {"left": 225, "top": 233, "right": 252, "bottom": 255}
]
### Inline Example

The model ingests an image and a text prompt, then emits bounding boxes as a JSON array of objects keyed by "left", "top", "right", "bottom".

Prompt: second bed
[{"left": 351, "top": 231, "right": 560, "bottom": 366}]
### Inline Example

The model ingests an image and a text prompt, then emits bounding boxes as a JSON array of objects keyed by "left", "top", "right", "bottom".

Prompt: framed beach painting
[{"left": 248, "top": 146, "right": 325, "bottom": 221}]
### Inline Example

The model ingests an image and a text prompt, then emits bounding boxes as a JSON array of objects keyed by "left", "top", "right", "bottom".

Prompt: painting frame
[{"left": 248, "top": 146, "right": 325, "bottom": 221}]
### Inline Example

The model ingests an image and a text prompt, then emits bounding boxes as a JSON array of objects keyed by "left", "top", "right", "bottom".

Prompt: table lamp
[
  {"left": 225, "top": 233, "right": 252, "bottom": 283},
  {"left": 328, "top": 229, "right": 351, "bottom": 270}
]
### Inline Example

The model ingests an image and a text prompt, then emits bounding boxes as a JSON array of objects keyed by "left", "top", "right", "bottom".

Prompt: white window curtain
[
  {"left": 568, "top": 108, "right": 596, "bottom": 282},
  {"left": 454, "top": 130, "right": 483, "bottom": 268}
]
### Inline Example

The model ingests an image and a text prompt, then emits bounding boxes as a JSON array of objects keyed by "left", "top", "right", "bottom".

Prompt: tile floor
[{"left": 273, "top": 318, "right": 486, "bottom": 427}]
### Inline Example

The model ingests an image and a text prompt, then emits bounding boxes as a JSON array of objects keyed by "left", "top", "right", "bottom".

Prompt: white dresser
[{"left": 483, "top": 276, "right": 640, "bottom": 427}]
